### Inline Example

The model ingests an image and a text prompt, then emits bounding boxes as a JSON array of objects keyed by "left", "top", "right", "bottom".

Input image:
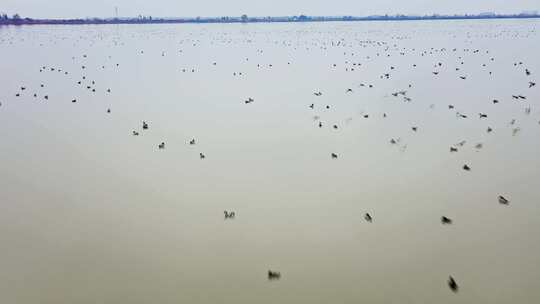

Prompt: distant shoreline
[{"left": 1, "top": 13, "right": 539, "bottom": 26}]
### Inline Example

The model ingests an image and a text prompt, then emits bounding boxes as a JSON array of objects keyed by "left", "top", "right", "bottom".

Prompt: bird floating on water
[
  {"left": 364, "top": 213, "right": 372, "bottom": 222},
  {"left": 224, "top": 210, "right": 235, "bottom": 219},
  {"left": 268, "top": 270, "right": 281, "bottom": 280},
  {"left": 448, "top": 276, "right": 459, "bottom": 292}
]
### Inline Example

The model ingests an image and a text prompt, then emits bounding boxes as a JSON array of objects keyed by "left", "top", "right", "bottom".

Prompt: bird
[
  {"left": 132, "top": 131, "right": 139, "bottom": 136},
  {"left": 331, "top": 153, "right": 338, "bottom": 159},
  {"left": 224, "top": 210, "right": 236, "bottom": 219},
  {"left": 529, "top": 81, "right": 536, "bottom": 88},
  {"left": 245, "top": 97, "right": 254, "bottom": 104},
  {"left": 441, "top": 216, "right": 453, "bottom": 224},
  {"left": 412, "top": 126, "right": 418, "bottom": 132},
  {"left": 268, "top": 270, "right": 281, "bottom": 280},
  {"left": 479, "top": 113, "right": 488, "bottom": 118},
  {"left": 498, "top": 196, "right": 509, "bottom": 205},
  {"left": 199, "top": 153, "right": 206, "bottom": 159},
  {"left": 309, "top": 103, "right": 314, "bottom": 109},
  {"left": 364, "top": 213, "right": 372, "bottom": 222},
  {"left": 142, "top": 121, "right": 148, "bottom": 130},
  {"left": 158, "top": 142, "right": 165, "bottom": 149},
  {"left": 189, "top": 139, "right": 196, "bottom": 145},
  {"left": 450, "top": 147, "right": 458, "bottom": 152},
  {"left": 463, "top": 164, "right": 471, "bottom": 171},
  {"left": 448, "top": 276, "right": 459, "bottom": 292}
]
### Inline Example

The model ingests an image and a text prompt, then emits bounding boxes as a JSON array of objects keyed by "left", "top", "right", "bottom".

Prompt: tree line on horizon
[{"left": 1, "top": 11, "right": 539, "bottom": 25}]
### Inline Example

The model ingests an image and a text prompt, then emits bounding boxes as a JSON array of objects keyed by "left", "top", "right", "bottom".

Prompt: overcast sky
[{"left": 2, "top": 0, "right": 539, "bottom": 19}]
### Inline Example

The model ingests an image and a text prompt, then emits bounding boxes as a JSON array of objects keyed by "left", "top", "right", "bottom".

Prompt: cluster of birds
[{"left": 1, "top": 21, "right": 538, "bottom": 293}]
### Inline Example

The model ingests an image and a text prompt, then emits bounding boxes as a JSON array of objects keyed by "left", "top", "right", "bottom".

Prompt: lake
[{"left": 0, "top": 19, "right": 539, "bottom": 303}]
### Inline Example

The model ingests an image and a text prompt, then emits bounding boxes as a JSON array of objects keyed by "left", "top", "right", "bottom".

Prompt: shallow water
[{"left": 0, "top": 19, "right": 539, "bottom": 304}]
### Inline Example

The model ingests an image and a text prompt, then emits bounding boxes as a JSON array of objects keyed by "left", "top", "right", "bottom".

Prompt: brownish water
[{"left": 0, "top": 19, "right": 539, "bottom": 303}]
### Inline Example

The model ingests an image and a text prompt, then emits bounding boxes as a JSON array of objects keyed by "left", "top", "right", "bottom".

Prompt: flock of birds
[{"left": 0, "top": 21, "right": 538, "bottom": 298}]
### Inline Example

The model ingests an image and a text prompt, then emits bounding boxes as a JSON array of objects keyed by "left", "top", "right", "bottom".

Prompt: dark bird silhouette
[
  {"left": 450, "top": 147, "right": 458, "bottom": 152},
  {"left": 245, "top": 97, "right": 254, "bottom": 104},
  {"left": 200, "top": 153, "right": 206, "bottom": 159},
  {"left": 498, "top": 196, "right": 509, "bottom": 205},
  {"left": 441, "top": 216, "right": 453, "bottom": 224},
  {"left": 158, "top": 142, "right": 165, "bottom": 149},
  {"left": 189, "top": 139, "right": 196, "bottom": 145},
  {"left": 331, "top": 153, "right": 338, "bottom": 159},
  {"left": 309, "top": 103, "right": 314, "bottom": 109},
  {"left": 132, "top": 131, "right": 139, "bottom": 136},
  {"left": 268, "top": 270, "right": 281, "bottom": 280},
  {"left": 529, "top": 82, "right": 536, "bottom": 88},
  {"left": 224, "top": 210, "right": 236, "bottom": 219},
  {"left": 364, "top": 213, "right": 372, "bottom": 222},
  {"left": 142, "top": 121, "right": 148, "bottom": 130},
  {"left": 448, "top": 105, "right": 454, "bottom": 109},
  {"left": 487, "top": 127, "right": 493, "bottom": 133},
  {"left": 493, "top": 99, "right": 499, "bottom": 104},
  {"left": 479, "top": 113, "right": 488, "bottom": 118},
  {"left": 463, "top": 164, "right": 471, "bottom": 171},
  {"left": 72, "top": 99, "right": 76, "bottom": 103},
  {"left": 448, "top": 276, "right": 459, "bottom": 292},
  {"left": 412, "top": 127, "right": 418, "bottom": 132}
]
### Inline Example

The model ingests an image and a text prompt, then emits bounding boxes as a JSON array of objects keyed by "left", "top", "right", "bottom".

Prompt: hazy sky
[{"left": 2, "top": 0, "right": 539, "bottom": 19}]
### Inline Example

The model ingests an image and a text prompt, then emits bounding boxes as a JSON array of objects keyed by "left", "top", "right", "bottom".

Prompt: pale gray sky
[{"left": 2, "top": 0, "right": 539, "bottom": 19}]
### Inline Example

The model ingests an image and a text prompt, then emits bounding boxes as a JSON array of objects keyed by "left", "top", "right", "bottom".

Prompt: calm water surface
[{"left": 0, "top": 19, "right": 539, "bottom": 303}]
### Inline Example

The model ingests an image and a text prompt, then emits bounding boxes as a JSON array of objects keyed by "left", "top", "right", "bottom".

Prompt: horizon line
[{"left": 1, "top": 11, "right": 539, "bottom": 25}]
